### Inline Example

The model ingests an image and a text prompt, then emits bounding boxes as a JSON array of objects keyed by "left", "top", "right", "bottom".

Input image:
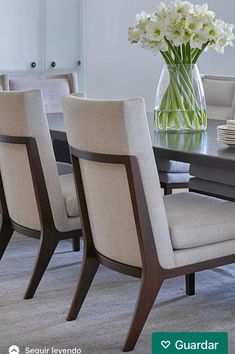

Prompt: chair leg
[
  {"left": 24, "top": 237, "right": 59, "bottom": 300},
  {"left": 164, "top": 185, "right": 173, "bottom": 195},
  {"left": 72, "top": 236, "right": 80, "bottom": 252},
  {"left": 123, "top": 275, "right": 163, "bottom": 352},
  {"left": 0, "top": 221, "right": 14, "bottom": 260},
  {"left": 67, "top": 255, "right": 99, "bottom": 321},
  {"left": 185, "top": 273, "right": 195, "bottom": 296}
]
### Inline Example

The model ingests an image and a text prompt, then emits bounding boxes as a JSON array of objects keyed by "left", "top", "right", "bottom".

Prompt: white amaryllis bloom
[
  {"left": 128, "top": 28, "right": 141, "bottom": 44},
  {"left": 141, "top": 39, "right": 168, "bottom": 53},
  {"left": 194, "top": 3, "right": 215, "bottom": 20},
  {"left": 173, "top": 0, "right": 194, "bottom": 16},
  {"left": 190, "top": 30, "right": 208, "bottom": 49},
  {"left": 154, "top": 2, "right": 169, "bottom": 20},
  {"left": 145, "top": 20, "right": 167, "bottom": 42},
  {"left": 135, "top": 11, "right": 150, "bottom": 23},
  {"left": 166, "top": 24, "right": 185, "bottom": 46},
  {"left": 185, "top": 14, "right": 203, "bottom": 33}
]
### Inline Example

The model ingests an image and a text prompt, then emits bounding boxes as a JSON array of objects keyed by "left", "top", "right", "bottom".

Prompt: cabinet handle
[
  {"left": 78, "top": 60, "right": 81, "bottom": 66},
  {"left": 51, "top": 61, "right": 56, "bottom": 68},
  {"left": 31, "top": 62, "right": 37, "bottom": 68}
]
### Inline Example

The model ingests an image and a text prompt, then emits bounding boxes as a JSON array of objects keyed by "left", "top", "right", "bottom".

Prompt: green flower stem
[
  {"left": 162, "top": 47, "right": 197, "bottom": 100},
  {"left": 162, "top": 52, "right": 203, "bottom": 121},
  {"left": 182, "top": 44, "right": 187, "bottom": 64},
  {"left": 170, "top": 84, "right": 181, "bottom": 128},
  {"left": 186, "top": 43, "right": 191, "bottom": 64},
  {"left": 164, "top": 40, "right": 201, "bottom": 105},
  {"left": 170, "top": 75, "right": 192, "bottom": 129},
  {"left": 192, "top": 41, "right": 210, "bottom": 63}
]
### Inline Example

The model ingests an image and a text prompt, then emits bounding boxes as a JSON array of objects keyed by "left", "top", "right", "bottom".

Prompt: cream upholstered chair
[
  {"left": 189, "top": 75, "right": 235, "bottom": 199},
  {"left": 0, "top": 90, "right": 82, "bottom": 299},
  {"left": 62, "top": 96, "right": 235, "bottom": 352},
  {"left": 1, "top": 72, "right": 79, "bottom": 163},
  {"left": 1, "top": 73, "right": 78, "bottom": 113},
  {"left": 183, "top": 75, "right": 235, "bottom": 294}
]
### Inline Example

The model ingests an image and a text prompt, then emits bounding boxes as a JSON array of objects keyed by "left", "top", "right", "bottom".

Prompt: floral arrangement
[{"left": 128, "top": 1, "right": 235, "bottom": 131}]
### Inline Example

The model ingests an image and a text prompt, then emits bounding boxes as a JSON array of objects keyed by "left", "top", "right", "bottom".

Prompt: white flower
[
  {"left": 145, "top": 20, "right": 167, "bottom": 42},
  {"left": 141, "top": 39, "right": 168, "bottom": 54},
  {"left": 166, "top": 24, "right": 185, "bottom": 46},
  {"left": 206, "top": 22, "right": 224, "bottom": 43},
  {"left": 190, "top": 30, "right": 208, "bottom": 49},
  {"left": 154, "top": 2, "right": 169, "bottom": 20},
  {"left": 128, "top": 27, "right": 141, "bottom": 44},
  {"left": 194, "top": 3, "right": 215, "bottom": 20},
  {"left": 173, "top": 0, "right": 193, "bottom": 16},
  {"left": 185, "top": 14, "right": 203, "bottom": 33},
  {"left": 135, "top": 11, "right": 150, "bottom": 23}
]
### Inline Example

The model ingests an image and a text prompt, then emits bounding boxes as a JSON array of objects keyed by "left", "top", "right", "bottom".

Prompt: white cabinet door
[
  {"left": 0, "top": 0, "right": 44, "bottom": 72},
  {"left": 44, "top": 0, "right": 83, "bottom": 71}
]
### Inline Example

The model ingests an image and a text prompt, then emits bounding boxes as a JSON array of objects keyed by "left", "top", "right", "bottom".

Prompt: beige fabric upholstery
[
  {"left": 156, "top": 158, "right": 189, "bottom": 173},
  {"left": 1, "top": 73, "right": 78, "bottom": 113},
  {"left": 0, "top": 90, "right": 80, "bottom": 232},
  {"left": 158, "top": 171, "right": 190, "bottom": 184},
  {"left": 202, "top": 74, "right": 235, "bottom": 120},
  {"left": 63, "top": 96, "right": 174, "bottom": 269},
  {"left": 164, "top": 192, "right": 235, "bottom": 249},
  {"left": 59, "top": 174, "right": 79, "bottom": 217},
  {"left": 174, "top": 239, "right": 235, "bottom": 267}
]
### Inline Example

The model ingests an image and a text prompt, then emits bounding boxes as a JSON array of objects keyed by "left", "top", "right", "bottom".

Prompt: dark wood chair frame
[
  {"left": 0, "top": 135, "right": 82, "bottom": 299},
  {"left": 67, "top": 146, "right": 235, "bottom": 352},
  {"left": 161, "top": 181, "right": 189, "bottom": 196}
]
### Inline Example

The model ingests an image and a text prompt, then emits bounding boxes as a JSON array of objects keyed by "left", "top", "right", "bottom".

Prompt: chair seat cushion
[
  {"left": 59, "top": 174, "right": 79, "bottom": 217},
  {"left": 159, "top": 171, "right": 190, "bottom": 184},
  {"left": 190, "top": 164, "right": 235, "bottom": 186},
  {"left": 156, "top": 158, "right": 190, "bottom": 173},
  {"left": 164, "top": 192, "right": 235, "bottom": 249}
]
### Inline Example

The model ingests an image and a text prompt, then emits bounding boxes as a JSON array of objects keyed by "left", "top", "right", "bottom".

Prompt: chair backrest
[
  {"left": 202, "top": 75, "right": 235, "bottom": 120},
  {"left": 63, "top": 96, "right": 174, "bottom": 269},
  {"left": 1, "top": 73, "right": 78, "bottom": 113},
  {"left": 0, "top": 90, "right": 69, "bottom": 231}
]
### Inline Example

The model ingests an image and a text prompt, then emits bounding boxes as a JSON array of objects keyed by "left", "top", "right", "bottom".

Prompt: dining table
[{"left": 48, "top": 112, "right": 235, "bottom": 172}]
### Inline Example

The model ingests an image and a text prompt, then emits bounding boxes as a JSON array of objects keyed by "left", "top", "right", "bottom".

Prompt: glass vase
[{"left": 154, "top": 64, "right": 207, "bottom": 132}]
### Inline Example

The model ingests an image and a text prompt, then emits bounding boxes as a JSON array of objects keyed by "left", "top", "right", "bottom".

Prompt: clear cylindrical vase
[{"left": 154, "top": 64, "right": 207, "bottom": 132}]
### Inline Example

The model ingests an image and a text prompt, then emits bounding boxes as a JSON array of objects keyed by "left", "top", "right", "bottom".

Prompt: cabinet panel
[
  {"left": 0, "top": 0, "right": 44, "bottom": 72},
  {"left": 44, "top": 0, "right": 82, "bottom": 71}
]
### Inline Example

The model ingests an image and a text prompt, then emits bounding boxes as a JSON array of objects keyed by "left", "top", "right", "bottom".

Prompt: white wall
[{"left": 84, "top": 0, "right": 235, "bottom": 111}]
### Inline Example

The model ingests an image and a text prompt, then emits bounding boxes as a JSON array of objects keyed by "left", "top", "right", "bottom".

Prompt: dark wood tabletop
[{"left": 48, "top": 112, "right": 235, "bottom": 171}]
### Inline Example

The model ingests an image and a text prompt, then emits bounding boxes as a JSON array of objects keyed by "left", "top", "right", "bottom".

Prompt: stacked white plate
[{"left": 217, "top": 120, "right": 235, "bottom": 147}]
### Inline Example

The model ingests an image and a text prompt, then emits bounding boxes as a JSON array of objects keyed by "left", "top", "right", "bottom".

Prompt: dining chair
[
  {"left": 2, "top": 72, "right": 79, "bottom": 113},
  {"left": 0, "top": 89, "right": 82, "bottom": 299},
  {"left": 62, "top": 95, "right": 235, "bottom": 352},
  {"left": 189, "top": 75, "right": 235, "bottom": 200},
  {"left": 1, "top": 72, "right": 79, "bottom": 164},
  {"left": 0, "top": 73, "right": 80, "bottom": 249}
]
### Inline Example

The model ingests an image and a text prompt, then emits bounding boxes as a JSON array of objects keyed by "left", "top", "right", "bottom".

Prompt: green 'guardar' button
[{"left": 152, "top": 332, "right": 228, "bottom": 353}]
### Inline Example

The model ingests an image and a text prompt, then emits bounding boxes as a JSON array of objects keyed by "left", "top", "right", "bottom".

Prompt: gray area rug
[{"left": 0, "top": 232, "right": 235, "bottom": 354}]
